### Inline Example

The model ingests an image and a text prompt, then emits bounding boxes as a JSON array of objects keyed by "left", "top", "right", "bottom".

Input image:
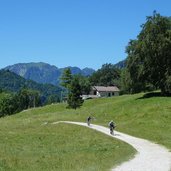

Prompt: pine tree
[
  {"left": 60, "top": 68, "right": 72, "bottom": 89},
  {"left": 67, "top": 77, "right": 83, "bottom": 109}
]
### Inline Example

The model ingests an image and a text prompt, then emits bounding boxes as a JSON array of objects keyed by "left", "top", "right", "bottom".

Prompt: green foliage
[
  {"left": 46, "top": 94, "right": 60, "bottom": 104},
  {"left": 0, "top": 93, "right": 18, "bottom": 117},
  {"left": 114, "top": 59, "right": 126, "bottom": 69},
  {"left": 67, "top": 77, "right": 84, "bottom": 109},
  {"left": 60, "top": 69, "right": 90, "bottom": 109},
  {"left": 74, "top": 74, "right": 91, "bottom": 95},
  {"left": 60, "top": 68, "right": 72, "bottom": 89},
  {"left": 165, "top": 75, "right": 171, "bottom": 92},
  {"left": 0, "top": 70, "right": 61, "bottom": 105},
  {"left": 17, "top": 89, "right": 41, "bottom": 110},
  {"left": 0, "top": 89, "right": 42, "bottom": 117},
  {"left": 89, "top": 63, "right": 121, "bottom": 87},
  {"left": 126, "top": 11, "right": 171, "bottom": 94},
  {"left": 120, "top": 68, "right": 132, "bottom": 94}
]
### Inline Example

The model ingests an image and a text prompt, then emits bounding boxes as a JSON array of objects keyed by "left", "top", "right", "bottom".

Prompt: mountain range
[
  {"left": 4, "top": 62, "right": 95, "bottom": 85},
  {"left": 3, "top": 60, "right": 126, "bottom": 86},
  {"left": 0, "top": 60, "right": 125, "bottom": 105},
  {"left": 0, "top": 69, "right": 61, "bottom": 104}
]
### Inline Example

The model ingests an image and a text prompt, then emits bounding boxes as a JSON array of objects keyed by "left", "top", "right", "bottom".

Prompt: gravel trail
[{"left": 52, "top": 121, "right": 171, "bottom": 171}]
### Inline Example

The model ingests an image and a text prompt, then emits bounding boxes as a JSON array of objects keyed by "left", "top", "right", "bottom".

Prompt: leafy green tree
[
  {"left": 120, "top": 68, "right": 132, "bottom": 94},
  {"left": 28, "top": 90, "right": 41, "bottom": 108},
  {"left": 17, "top": 89, "right": 30, "bottom": 110},
  {"left": 46, "top": 94, "right": 60, "bottom": 104},
  {"left": 67, "top": 77, "right": 83, "bottom": 109},
  {"left": 0, "top": 93, "right": 18, "bottom": 117},
  {"left": 0, "top": 89, "right": 41, "bottom": 117},
  {"left": 74, "top": 75, "right": 91, "bottom": 95},
  {"left": 126, "top": 11, "right": 171, "bottom": 94},
  {"left": 89, "top": 63, "right": 121, "bottom": 87},
  {"left": 125, "top": 40, "right": 147, "bottom": 93},
  {"left": 17, "top": 89, "right": 41, "bottom": 110}
]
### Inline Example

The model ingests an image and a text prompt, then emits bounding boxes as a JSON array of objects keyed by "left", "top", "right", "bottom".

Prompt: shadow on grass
[{"left": 137, "top": 92, "right": 171, "bottom": 100}]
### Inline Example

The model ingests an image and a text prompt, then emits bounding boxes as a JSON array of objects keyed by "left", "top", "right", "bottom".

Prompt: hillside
[
  {"left": 14, "top": 92, "right": 171, "bottom": 150},
  {"left": 0, "top": 92, "right": 170, "bottom": 170},
  {"left": 4, "top": 62, "right": 95, "bottom": 85},
  {"left": 0, "top": 69, "right": 61, "bottom": 103}
]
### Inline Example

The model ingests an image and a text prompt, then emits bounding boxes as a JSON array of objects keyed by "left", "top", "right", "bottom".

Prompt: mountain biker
[
  {"left": 108, "top": 120, "right": 115, "bottom": 135},
  {"left": 87, "top": 116, "right": 92, "bottom": 126}
]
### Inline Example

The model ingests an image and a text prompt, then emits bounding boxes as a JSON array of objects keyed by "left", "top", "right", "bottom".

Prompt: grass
[
  {"left": 0, "top": 91, "right": 171, "bottom": 170},
  {"left": 0, "top": 118, "right": 135, "bottom": 171}
]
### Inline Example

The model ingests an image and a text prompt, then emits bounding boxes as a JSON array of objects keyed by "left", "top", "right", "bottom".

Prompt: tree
[
  {"left": 46, "top": 94, "right": 60, "bottom": 104},
  {"left": 17, "top": 89, "right": 41, "bottom": 110},
  {"left": 125, "top": 39, "right": 147, "bottom": 93},
  {"left": 67, "top": 77, "right": 83, "bottom": 109},
  {"left": 0, "top": 89, "right": 42, "bottom": 117},
  {"left": 0, "top": 93, "right": 19, "bottom": 117},
  {"left": 60, "top": 68, "right": 72, "bottom": 89},
  {"left": 74, "top": 75, "right": 91, "bottom": 95},
  {"left": 89, "top": 63, "right": 121, "bottom": 87},
  {"left": 120, "top": 68, "right": 132, "bottom": 94},
  {"left": 126, "top": 11, "right": 171, "bottom": 95}
]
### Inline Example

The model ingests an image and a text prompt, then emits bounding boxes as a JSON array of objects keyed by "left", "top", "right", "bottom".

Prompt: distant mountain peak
[{"left": 4, "top": 62, "right": 95, "bottom": 85}]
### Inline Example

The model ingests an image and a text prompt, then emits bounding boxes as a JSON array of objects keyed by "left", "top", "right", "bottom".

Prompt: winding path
[{"left": 52, "top": 121, "right": 171, "bottom": 171}]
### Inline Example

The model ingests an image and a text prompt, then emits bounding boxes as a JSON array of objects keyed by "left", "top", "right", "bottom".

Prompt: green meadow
[{"left": 0, "top": 92, "right": 171, "bottom": 170}]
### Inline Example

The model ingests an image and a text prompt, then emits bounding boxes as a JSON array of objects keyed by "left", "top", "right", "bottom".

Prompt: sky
[{"left": 0, "top": 0, "right": 171, "bottom": 70}]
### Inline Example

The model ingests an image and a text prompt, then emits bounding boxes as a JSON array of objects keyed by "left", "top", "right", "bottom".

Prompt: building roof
[{"left": 92, "top": 86, "right": 120, "bottom": 92}]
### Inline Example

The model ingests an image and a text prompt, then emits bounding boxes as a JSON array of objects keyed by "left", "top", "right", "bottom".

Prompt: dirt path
[{"left": 52, "top": 121, "right": 171, "bottom": 171}]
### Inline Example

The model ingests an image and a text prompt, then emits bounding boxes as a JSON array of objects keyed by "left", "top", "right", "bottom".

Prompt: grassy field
[
  {"left": 0, "top": 92, "right": 171, "bottom": 170},
  {"left": 0, "top": 122, "right": 134, "bottom": 171}
]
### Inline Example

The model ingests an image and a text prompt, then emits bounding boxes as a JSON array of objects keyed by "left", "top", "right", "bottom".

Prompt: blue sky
[{"left": 0, "top": 0, "right": 171, "bottom": 70}]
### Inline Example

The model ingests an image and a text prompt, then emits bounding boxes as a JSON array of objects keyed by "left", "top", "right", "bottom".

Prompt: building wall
[
  {"left": 98, "top": 91, "right": 119, "bottom": 97},
  {"left": 89, "top": 90, "right": 97, "bottom": 95},
  {"left": 89, "top": 89, "right": 119, "bottom": 97}
]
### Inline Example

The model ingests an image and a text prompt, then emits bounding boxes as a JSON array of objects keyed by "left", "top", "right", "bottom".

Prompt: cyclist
[
  {"left": 87, "top": 116, "right": 92, "bottom": 126},
  {"left": 108, "top": 120, "right": 116, "bottom": 135}
]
